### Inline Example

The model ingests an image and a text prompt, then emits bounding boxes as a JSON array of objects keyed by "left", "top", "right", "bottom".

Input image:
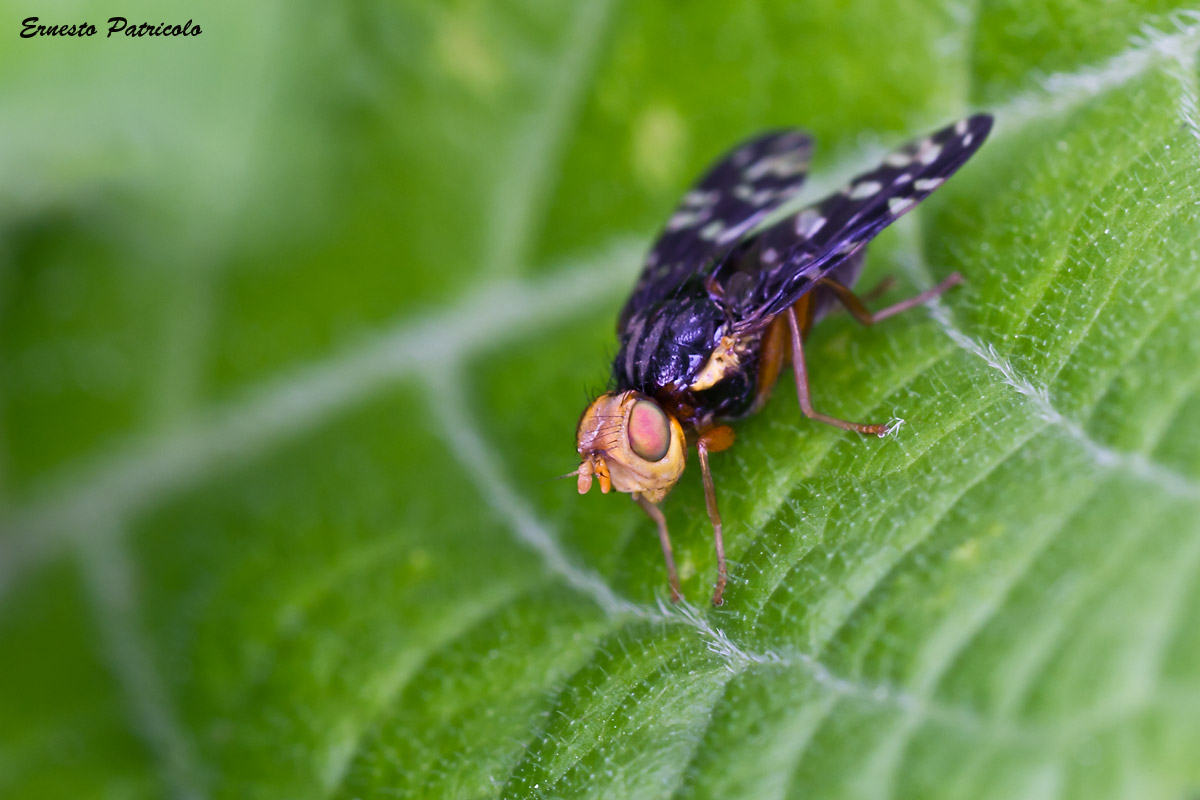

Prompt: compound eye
[{"left": 628, "top": 399, "right": 671, "bottom": 462}]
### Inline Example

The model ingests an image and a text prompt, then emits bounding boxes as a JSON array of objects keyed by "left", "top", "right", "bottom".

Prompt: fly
[{"left": 573, "top": 115, "right": 993, "bottom": 606}]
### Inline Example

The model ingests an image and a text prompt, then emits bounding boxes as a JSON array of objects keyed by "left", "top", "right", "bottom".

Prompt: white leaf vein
[
  {"left": 0, "top": 239, "right": 643, "bottom": 597},
  {"left": 78, "top": 531, "right": 206, "bottom": 800},
  {"left": 898, "top": 237, "right": 1200, "bottom": 501}
]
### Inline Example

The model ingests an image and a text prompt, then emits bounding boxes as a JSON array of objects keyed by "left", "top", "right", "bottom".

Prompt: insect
[{"left": 574, "top": 115, "right": 993, "bottom": 606}]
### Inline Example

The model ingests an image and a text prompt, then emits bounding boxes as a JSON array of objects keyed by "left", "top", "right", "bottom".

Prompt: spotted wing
[
  {"left": 720, "top": 114, "right": 993, "bottom": 325},
  {"left": 618, "top": 129, "right": 814, "bottom": 330}
]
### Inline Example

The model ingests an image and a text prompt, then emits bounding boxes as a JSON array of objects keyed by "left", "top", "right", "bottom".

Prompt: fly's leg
[
  {"left": 786, "top": 306, "right": 891, "bottom": 436},
  {"left": 860, "top": 275, "right": 897, "bottom": 304},
  {"left": 817, "top": 272, "right": 962, "bottom": 325},
  {"left": 636, "top": 495, "right": 681, "bottom": 604},
  {"left": 697, "top": 426, "right": 735, "bottom": 606},
  {"left": 826, "top": 277, "right": 895, "bottom": 314},
  {"left": 747, "top": 312, "right": 789, "bottom": 415}
]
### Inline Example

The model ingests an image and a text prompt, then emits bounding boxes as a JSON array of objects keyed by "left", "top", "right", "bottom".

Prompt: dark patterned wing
[
  {"left": 719, "top": 114, "right": 993, "bottom": 325},
  {"left": 618, "top": 129, "right": 814, "bottom": 330}
]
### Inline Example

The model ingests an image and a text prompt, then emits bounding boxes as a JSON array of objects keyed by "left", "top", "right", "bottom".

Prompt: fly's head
[{"left": 575, "top": 391, "right": 686, "bottom": 504}]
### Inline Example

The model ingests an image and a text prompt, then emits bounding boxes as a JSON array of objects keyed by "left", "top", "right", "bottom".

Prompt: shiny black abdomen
[{"left": 612, "top": 280, "right": 762, "bottom": 425}]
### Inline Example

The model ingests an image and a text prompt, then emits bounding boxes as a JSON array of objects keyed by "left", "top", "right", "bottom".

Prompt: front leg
[
  {"left": 635, "top": 495, "right": 681, "bottom": 603},
  {"left": 697, "top": 426, "right": 734, "bottom": 606}
]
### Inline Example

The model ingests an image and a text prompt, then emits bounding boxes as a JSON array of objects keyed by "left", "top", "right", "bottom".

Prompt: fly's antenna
[{"left": 543, "top": 466, "right": 581, "bottom": 484}]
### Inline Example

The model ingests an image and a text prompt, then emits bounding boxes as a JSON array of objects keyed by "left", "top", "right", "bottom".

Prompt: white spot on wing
[
  {"left": 794, "top": 209, "right": 826, "bottom": 238},
  {"left": 667, "top": 209, "right": 710, "bottom": 231},
  {"left": 888, "top": 196, "right": 916, "bottom": 215},
  {"left": 914, "top": 177, "right": 943, "bottom": 191},
  {"left": 753, "top": 188, "right": 778, "bottom": 205},
  {"left": 918, "top": 141, "right": 943, "bottom": 165},
  {"left": 735, "top": 184, "right": 787, "bottom": 206},
  {"left": 700, "top": 220, "right": 726, "bottom": 240},
  {"left": 849, "top": 180, "right": 882, "bottom": 199},
  {"left": 885, "top": 152, "right": 912, "bottom": 168},
  {"left": 715, "top": 215, "right": 760, "bottom": 245},
  {"left": 955, "top": 119, "right": 968, "bottom": 135},
  {"left": 684, "top": 190, "right": 720, "bottom": 207},
  {"left": 744, "top": 148, "right": 810, "bottom": 181}
]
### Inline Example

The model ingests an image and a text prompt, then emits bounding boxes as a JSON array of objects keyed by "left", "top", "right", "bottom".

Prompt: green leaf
[{"left": 3, "top": 1, "right": 1200, "bottom": 798}]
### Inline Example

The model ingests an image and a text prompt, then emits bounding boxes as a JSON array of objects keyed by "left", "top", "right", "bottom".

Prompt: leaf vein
[
  {"left": 78, "top": 532, "right": 207, "bottom": 800},
  {"left": 900, "top": 247, "right": 1200, "bottom": 501},
  {"left": 0, "top": 239, "right": 644, "bottom": 600}
]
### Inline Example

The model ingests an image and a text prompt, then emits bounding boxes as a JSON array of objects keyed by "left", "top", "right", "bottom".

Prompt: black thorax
[{"left": 612, "top": 280, "right": 762, "bottom": 426}]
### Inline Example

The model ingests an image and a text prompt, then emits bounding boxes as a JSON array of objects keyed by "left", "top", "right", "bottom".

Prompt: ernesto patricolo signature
[{"left": 20, "top": 17, "right": 202, "bottom": 38}]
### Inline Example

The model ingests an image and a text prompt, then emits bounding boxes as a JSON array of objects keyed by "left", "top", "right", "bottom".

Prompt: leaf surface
[{"left": 3, "top": 2, "right": 1200, "bottom": 798}]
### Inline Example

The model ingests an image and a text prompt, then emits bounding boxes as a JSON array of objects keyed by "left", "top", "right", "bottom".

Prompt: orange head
[{"left": 575, "top": 391, "right": 687, "bottom": 504}]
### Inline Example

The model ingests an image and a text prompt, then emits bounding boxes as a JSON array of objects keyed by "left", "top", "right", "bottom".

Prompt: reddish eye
[{"left": 628, "top": 400, "right": 671, "bottom": 462}]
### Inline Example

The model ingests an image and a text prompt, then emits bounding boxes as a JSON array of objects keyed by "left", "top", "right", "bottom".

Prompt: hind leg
[{"left": 817, "top": 273, "right": 962, "bottom": 325}]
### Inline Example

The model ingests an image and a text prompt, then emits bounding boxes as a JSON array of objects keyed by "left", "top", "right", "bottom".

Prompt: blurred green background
[{"left": 4, "top": 1, "right": 1200, "bottom": 798}]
